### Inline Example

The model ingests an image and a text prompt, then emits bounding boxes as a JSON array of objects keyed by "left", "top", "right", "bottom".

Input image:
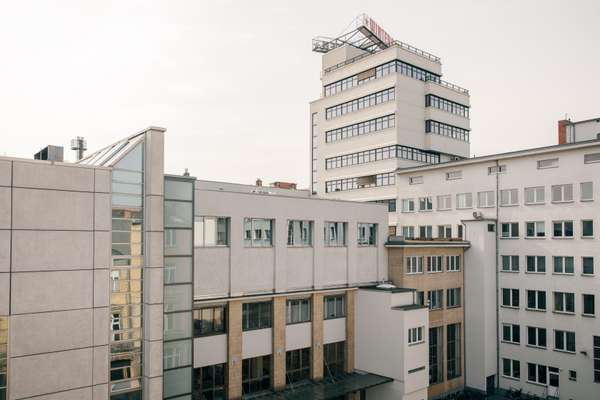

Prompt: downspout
[{"left": 495, "top": 160, "right": 500, "bottom": 392}]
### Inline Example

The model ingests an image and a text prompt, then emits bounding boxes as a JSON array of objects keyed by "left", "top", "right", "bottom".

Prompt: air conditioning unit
[{"left": 473, "top": 211, "right": 483, "bottom": 220}]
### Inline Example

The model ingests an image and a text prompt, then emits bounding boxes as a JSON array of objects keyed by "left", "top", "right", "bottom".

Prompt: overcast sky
[{"left": 1, "top": 1, "right": 599, "bottom": 187}]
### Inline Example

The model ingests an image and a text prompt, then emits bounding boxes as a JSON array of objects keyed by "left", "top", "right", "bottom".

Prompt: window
[
  {"left": 447, "top": 255, "right": 460, "bottom": 271},
  {"left": 425, "top": 94, "right": 470, "bottom": 118},
  {"left": 527, "top": 363, "right": 547, "bottom": 385},
  {"left": 551, "top": 184, "right": 573, "bottom": 202},
  {"left": 553, "top": 256, "right": 574, "bottom": 274},
  {"left": 502, "top": 255, "right": 520, "bottom": 272},
  {"left": 502, "top": 323, "right": 520, "bottom": 344},
  {"left": 325, "top": 144, "right": 440, "bottom": 169},
  {"left": 569, "top": 370, "right": 577, "bottom": 381},
  {"left": 406, "top": 256, "right": 424, "bottom": 274},
  {"left": 324, "top": 295, "right": 345, "bottom": 319},
  {"left": 526, "top": 256, "right": 546, "bottom": 273},
  {"left": 457, "top": 225, "right": 463, "bottom": 239},
  {"left": 438, "top": 225, "right": 452, "bottom": 238},
  {"left": 409, "top": 176, "right": 423, "bottom": 185},
  {"left": 419, "top": 197, "right": 433, "bottom": 211},
  {"left": 401, "top": 226, "right": 415, "bottom": 239},
  {"left": 554, "top": 292, "right": 575, "bottom": 314},
  {"left": 537, "top": 158, "right": 558, "bottom": 169},
  {"left": 456, "top": 193, "right": 473, "bottom": 209},
  {"left": 323, "top": 341, "right": 345, "bottom": 377},
  {"left": 584, "top": 152, "right": 600, "bottom": 164},
  {"left": 437, "top": 194, "right": 452, "bottom": 210},
  {"left": 428, "top": 290, "right": 443, "bottom": 310},
  {"left": 502, "top": 288, "right": 519, "bottom": 308},
  {"left": 242, "top": 355, "right": 271, "bottom": 394},
  {"left": 195, "top": 216, "right": 229, "bottom": 247},
  {"left": 526, "top": 221, "right": 545, "bottom": 238},
  {"left": 357, "top": 223, "right": 377, "bottom": 246},
  {"left": 500, "top": 189, "right": 519, "bottom": 206},
  {"left": 503, "top": 358, "right": 520, "bottom": 380},
  {"left": 326, "top": 172, "right": 395, "bottom": 193},
  {"left": 581, "top": 182, "right": 594, "bottom": 201},
  {"left": 478, "top": 191, "right": 495, "bottom": 208},
  {"left": 426, "top": 119, "right": 470, "bottom": 142},
  {"left": 583, "top": 257, "right": 595, "bottom": 275},
  {"left": 371, "top": 198, "right": 397, "bottom": 212},
  {"left": 408, "top": 326, "right": 424, "bottom": 344},
  {"left": 524, "top": 186, "right": 545, "bottom": 204},
  {"left": 583, "top": 294, "right": 595, "bottom": 316},
  {"left": 554, "top": 330, "right": 576, "bottom": 353},
  {"left": 193, "top": 364, "right": 226, "bottom": 400},
  {"left": 427, "top": 256, "right": 443, "bottom": 272},
  {"left": 401, "top": 198, "right": 415, "bottom": 212},
  {"left": 244, "top": 218, "right": 273, "bottom": 247},
  {"left": 324, "top": 222, "right": 346, "bottom": 247},
  {"left": 501, "top": 222, "right": 519, "bottom": 238},
  {"left": 527, "top": 327, "right": 547, "bottom": 348},
  {"left": 594, "top": 336, "right": 600, "bottom": 382},
  {"left": 553, "top": 220, "right": 574, "bottom": 237},
  {"left": 193, "top": 305, "right": 226, "bottom": 337},
  {"left": 286, "top": 298, "right": 311, "bottom": 324},
  {"left": 287, "top": 220, "right": 313, "bottom": 246},
  {"left": 419, "top": 225, "right": 433, "bottom": 239},
  {"left": 325, "top": 114, "right": 395, "bottom": 142},
  {"left": 527, "top": 290, "right": 546, "bottom": 311},
  {"left": 447, "top": 323, "right": 461, "bottom": 379},
  {"left": 286, "top": 348, "right": 310, "bottom": 384},
  {"left": 325, "top": 87, "right": 395, "bottom": 119},
  {"left": 446, "top": 170, "right": 462, "bottom": 180},
  {"left": 242, "top": 302, "right": 272, "bottom": 331},
  {"left": 582, "top": 220, "right": 594, "bottom": 237},
  {"left": 447, "top": 288, "right": 461, "bottom": 308},
  {"left": 488, "top": 165, "right": 506, "bottom": 174},
  {"left": 429, "top": 327, "right": 443, "bottom": 384}
]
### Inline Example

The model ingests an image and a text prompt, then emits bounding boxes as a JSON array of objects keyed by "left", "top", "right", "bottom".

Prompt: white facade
[
  {"left": 394, "top": 140, "right": 600, "bottom": 399},
  {"left": 310, "top": 41, "right": 470, "bottom": 220}
]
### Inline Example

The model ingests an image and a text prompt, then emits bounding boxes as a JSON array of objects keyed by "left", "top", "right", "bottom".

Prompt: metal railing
[{"left": 426, "top": 76, "right": 469, "bottom": 94}]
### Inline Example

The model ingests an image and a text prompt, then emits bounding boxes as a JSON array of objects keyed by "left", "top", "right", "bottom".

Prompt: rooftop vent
[
  {"left": 34, "top": 145, "right": 64, "bottom": 162},
  {"left": 71, "top": 136, "right": 87, "bottom": 161}
]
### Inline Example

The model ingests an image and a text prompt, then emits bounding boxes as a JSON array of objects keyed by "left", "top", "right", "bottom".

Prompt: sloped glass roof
[{"left": 78, "top": 132, "right": 144, "bottom": 168}]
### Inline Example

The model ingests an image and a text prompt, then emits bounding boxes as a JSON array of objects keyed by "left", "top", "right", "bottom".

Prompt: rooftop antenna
[
  {"left": 183, "top": 168, "right": 190, "bottom": 177},
  {"left": 70, "top": 136, "right": 87, "bottom": 161}
]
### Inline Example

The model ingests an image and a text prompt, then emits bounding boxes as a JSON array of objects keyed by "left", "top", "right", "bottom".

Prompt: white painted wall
[
  {"left": 194, "top": 334, "right": 227, "bottom": 368},
  {"left": 285, "top": 322, "right": 312, "bottom": 351},
  {"left": 323, "top": 317, "right": 346, "bottom": 344},
  {"left": 242, "top": 328, "right": 272, "bottom": 359}
]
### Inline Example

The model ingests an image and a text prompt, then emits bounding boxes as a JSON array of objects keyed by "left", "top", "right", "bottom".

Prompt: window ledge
[
  {"left": 525, "top": 271, "right": 546, "bottom": 275},
  {"left": 524, "top": 237, "right": 546, "bottom": 240},
  {"left": 524, "top": 202, "right": 546, "bottom": 206},
  {"left": 581, "top": 199, "right": 594, "bottom": 202},
  {"left": 581, "top": 236, "right": 595, "bottom": 239},
  {"left": 552, "top": 273, "right": 574, "bottom": 276},
  {"left": 501, "top": 270, "right": 520, "bottom": 273},
  {"left": 195, "top": 245, "right": 230, "bottom": 249},
  {"left": 551, "top": 200, "right": 574, "bottom": 204},
  {"left": 427, "top": 270, "right": 443, "bottom": 274},
  {"left": 418, "top": 209, "right": 433, "bottom": 213},
  {"left": 581, "top": 274, "right": 595, "bottom": 277},
  {"left": 500, "top": 237, "right": 520, "bottom": 240},
  {"left": 553, "top": 349, "right": 576, "bottom": 355},
  {"left": 582, "top": 313, "right": 596, "bottom": 318},
  {"left": 526, "top": 380, "right": 548, "bottom": 388},
  {"left": 501, "top": 340, "right": 520, "bottom": 346},
  {"left": 286, "top": 320, "right": 312, "bottom": 326},
  {"left": 287, "top": 245, "right": 313, "bottom": 249},
  {"left": 552, "top": 237, "right": 574, "bottom": 240},
  {"left": 408, "top": 340, "right": 425, "bottom": 346},
  {"left": 446, "top": 269, "right": 461, "bottom": 273},
  {"left": 525, "top": 345, "right": 547, "bottom": 351},
  {"left": 502, "top": 375, "right": 520, "bottom": 382},
  {"left": 553, "top": 311, "right": 575, "bottom": 316},
  {"left": 526, "top": 308, "right": 547, "bottom": 313},
  {"left": 499, "top": 204, "right": 519, "bottom": 207},
  {"left": 501, "top": 305, "right": 519, "bottom": 310}
]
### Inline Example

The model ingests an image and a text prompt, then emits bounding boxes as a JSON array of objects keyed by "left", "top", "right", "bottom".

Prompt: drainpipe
[{"left": 495, "top": 160, "right": 500, "bottom": 392}]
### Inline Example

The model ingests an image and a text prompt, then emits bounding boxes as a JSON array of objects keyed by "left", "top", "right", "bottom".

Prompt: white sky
[{"left": 1, "top": 1, "right": 599, "bottom": 187}]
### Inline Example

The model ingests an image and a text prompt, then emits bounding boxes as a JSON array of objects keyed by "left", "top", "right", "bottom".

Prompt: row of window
[
  {"left": 501, "top": 359, "right": 572, "bottom": 387},
  {"left": 192, "top": 295, "right": 347, "bottom": 337},
  {"left": 194, "top": 218, "right": 377, "bottom": 248},
  {"left": 325, "top": 114, "right": 395, "bottom": 143},
  {"left": 194, "top": 341, "right": 346, "bottom": 398},
  {"left": 400, "top": 182, "right": 595, "bottom": 213},
  {"left": 501, "top": 255, "right": 595, "bottom": 276},
  {"left": 405, "top": 255, "right": 461, "bottom": 274},
  {"left": 325, "top": 172, "right": 395, "bottom": 193},
  {"left": 425, "top": 120, "right": 470, "bottom": 142},
  {"left": 500, "top": 219, "right": 595, "bottom": 239},
  {"left": 325, "top": 144, "right": 440, "bottom": 170},
  {"left": 501, "top": 289, "right": 595, "bottom": 316},
  {"left": 325, "top": 87, "right": 395, "bottom": 120},
  {"left": 323, "top": 58, "right": 440, "bottom": 97},
  {"left": 401, "top": 224, "right": 463, "bottom": 240},
  {"left": 414, "top": 288, "right": 462, "bottom": 310},
  {"left": 502, "top": 323, "right": 583, "bottom": 354},
  {"left": 425, "top": 94, "right": 470, "bottom": 118},
  {"left": 429, "top": 324, "right": 462, "bottom": 384}
]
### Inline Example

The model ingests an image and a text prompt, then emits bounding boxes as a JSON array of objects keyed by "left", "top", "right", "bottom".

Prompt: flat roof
[
  {"left": 395, "top": 138, "right": 600, "bottom": 175},
  {"left": 385, "top": 237, "right": 471, "bottom": 248},
  {"left": 392, "top": 304, "right": 429, "bottom": 311},
  {"left": 360, "top": 285, "right": 415, "bottom": 293}
]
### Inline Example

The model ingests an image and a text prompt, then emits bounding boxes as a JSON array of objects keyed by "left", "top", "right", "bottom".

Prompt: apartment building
[
  {"left": 393, "top": 138, "right": 600, "bottom": 399},
  {"left": 386, "top": 238, "right": 469, "bottom": 399},
  {"left": 310, "top": 14, "right": 470, "bottom": 231},
  {"left": 0, "top": 128, "right": 430, "bottom": 400}
]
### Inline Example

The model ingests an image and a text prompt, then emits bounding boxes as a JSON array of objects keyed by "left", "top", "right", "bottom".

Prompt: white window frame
[
  {"left": 525, "top": 221, "right": 545, "bottom": 238},
  {"left": 437, "top": 194, "right": 452, "bottom": 211},
  {"left": 488, "top": 165, "right": 506, "bottom": 174},
  {"left": 446, "top": 170, "right": 462, "bottom": 180},
  {"left": 418, "top": 196, "right": 433, "bottom": 212},
  {"left": 553, "top": 220, "right": 574, "bottom": 238},
  {"left": 447, "top": 288, "right": 461, "bottom": 308},
  {"left": 287, "top": 220, "right": 313, "bottom": 247},
  {"left": 527, "top": 327, "right": 547, "bottom": 349},
  {"left": 401, "top": 198, "right": 415, "bottom": 213},
  {"left": 437, "top": 225, "right": 452, "bottom": 239},
  {"left": 524, "top": 186, "right": 545, "bottom": 205},
  {"left": 502, "top": 288, "right": 519, "bottom": 308},
  {"left": 553, "top": 256, "right": 574, "bottom": 275},
  {"left": 582, "top": 256, "right": 595, "bottom": 276},
  {"left": 401, "top": 225, "right": 415, "bottom": 239},
  {"left": 500, "top": 189, "right": 519, "bottom": 207},
  {"left": 456, "top": 193, "right": 473, "bottom": 209},
  {"left": 406, "top": 256, "right": 424, "bottom": 274},
  {"left": 554, "top": 329, "right": 576, "bottom": 353},
  {"left": 582, "top": 219, "right": 594, "bottom": 238},
  {"left": 527, "top": 290, "right": 547, "bottom": 311},
  {"left": 409, "top": 176, "right": 423, "bottom": 185},
  {"left": 502, "top": 323, "right": 520, "bottom": 344},
  {"left": 408, "top": 326, "right": 424, "bottom": 344},
  {"left": 477, "top": 190, "right": 495, "bottom": 208},
  {"left": 501, "top": 255, "right": 520, "bottom": 272},
  {"left": 500, "top": 222, "right": 519, "bottom": 238},
  {"left": 502, "top": 358, "right": 520, "bottom": 380},
  {"left": 447, "top": 255, "right": 460, "bottom": 272},
  {"left": 537, "top": 158, "right": 558, "bottom": 169},
  {"left": 419, "top": 225, "right": 433, "bottom": 239},
  {"left": 554, "top": 291, "right": 575, "bottom": 314},
  {"left": 527, "top": 362, "right": 548, "bottom": 385},
  {"left": 426, "top": 256, "right": 443, "bottom": 273},
  {"left": 581, "top": 181, "right": 594, "bottom": 201},
  {"left": 551, "top": 184, "right": 574, "bottom": 203},
  {"left": 428, "top": 290, "right": 443, "bottom": 310}
]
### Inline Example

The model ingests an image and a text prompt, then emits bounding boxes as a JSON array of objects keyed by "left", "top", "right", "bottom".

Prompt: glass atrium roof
[{"left": 77, "top": 132, "right": 144, "bottom": 167}]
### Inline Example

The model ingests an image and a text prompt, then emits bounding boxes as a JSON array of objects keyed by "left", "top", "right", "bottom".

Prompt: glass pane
[
  {"left": 163, "top": 366, "right": 192, "bottom": 398},
  {"left": 112, "top": 182, "right": 143, "bottom": 195},
  {"left": 114, "top": 142, "right": 143, "bottom": 171},
  {"left": 164, "top": 312, "right": 192, "bottom": 341},
  {"left": 164, "top": 340, "right": 193, "bottom": 370},
  {"left": 205, "top": 217, "right": 216, "bottom": 246},
  {"left": 164, "top": 284, "right": 193, "bottom": 312},
  {"left": 164, "top": 257, "right": 193, "bottom": 284},
  {"left": 165, "top": 229, "right": 193, "bottom": 256},
  {"left": 165, "top": 202, "right": 193, "bottom": 228},
  {"left": 165, "top": 179, "right": 194, "bottom": 201},
  {"left": 112, "top": 194, "right": 142, "bottom": 207}
]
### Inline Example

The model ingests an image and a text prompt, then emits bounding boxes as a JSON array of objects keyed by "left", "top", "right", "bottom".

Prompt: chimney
[
  {"left": 34, "top": 145, "right": 64, "bottom": 162},
  {"left": 255, "top": 178, "right": 263, "bottom": 187},
  {"left": 558, "top": 119, "right": 568, "bottom": 145},
  {"left": 270, "top": 181, "right": 297, "bottom": 190}
]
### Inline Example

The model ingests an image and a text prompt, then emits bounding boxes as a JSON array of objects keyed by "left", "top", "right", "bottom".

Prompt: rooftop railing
[{"left": 425, "top": 77, "right": 469, "bottom": 95}]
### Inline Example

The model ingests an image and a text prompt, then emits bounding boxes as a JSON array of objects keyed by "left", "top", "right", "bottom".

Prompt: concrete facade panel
[
  {"left": 323, "top": 317, "right": 347, "bottom": 344},
  {"left": 143, "top": 265, "right": 163, "bottom": 305},
  {"left": 23, "top": 387, "right": 92, "bottom": 400},
  {"left": 0, "top": 187, "right": 10, "bottom": 229},
  {"left": 194, "top": 334, "right": 228, "bottom": 368},
  {"left": 0, "top": 160, "right": 11, "bottom": 187},
  {"left": 10, "top": 309, "right": 93, "bottom": 356},
  {"left": 94, "top": 231, "right": 110, "bottom": 269},
  {"left": 0, "top": 230, "right": 9, "bottom": 273},
  {"left": 285, "top": 322, "right": 312, "bottom": 351},
  {"left": 92, "top": 384, "right": 108, "bottom": 400},
  {"left": 93, "top": 269, "right": 109, "bottom": 307},
  {"left": 12, "top": 188, "right": 93, "bottom": 230},
  {"left": 92, "top": 345, "right": 109, "bottom": 385},
  {"left": 143, "top": 303, "right": 163, "bottom": 341},
  {"left": 194, "top": 247, "right": 229, "bottom": 298},
  {"left": 144, "top": 339, "right": 163, "bottom": 378},
  {"left": 11, "top": 230, "right": 93, "bottom": 271},
  {"left": 93, "top": 193, "right": 111, "bottom": 231},
  {"left": 242, "top": 328, "right": 272, "bottom": 359},
  {"left": 9, "top": 347, "right": 93, "bottom": 399},
  {"left": 146, "top": 231, "right": 163, "bottom": 269},
  {"left": 93, "top": 307, "right": 109, "bottom": 346},
  {"left": 94, "top": 169, "right": 111, "bottom": 193},
  {"left": 0, "top": 273, "right": 8, "bottom": 315},
  {"left": 11, "top": 270, "right": 93, "bottom": 314},
  {"left": 145, "top": 195, "right": 164, "bottom": 232},
  {"left": 13, "top": 161, "right": 94, "bottom": 192}
]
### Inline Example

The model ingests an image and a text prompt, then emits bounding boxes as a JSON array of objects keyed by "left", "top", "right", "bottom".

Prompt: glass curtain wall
[
  {"left": 110, "top": 143, "right": 144, "bottom": 400},
  {"left": 163, "top": 177, "right": 195, "bottom": 400}
]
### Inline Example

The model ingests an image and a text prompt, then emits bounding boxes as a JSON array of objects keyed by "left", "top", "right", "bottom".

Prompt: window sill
[
  {"left": 501, "top": 270, "right": 520, "bottom": 273},
  {"left": 401, "top": 211, "right": 416, "bottom": 214},
  {"left": 525, "top": 271, "right": 546, "bottom": 275},
  {"left": 526, "top": 380, "right": 548, "bottom": 388},
  {"left": 499, "top": 204, "right": 519, "bottom": 207},
  {"left": 582, "top": 313, "right": 596, "bottom": 318},
  {"left": 437, "top": 208, "right": 452, "bottom": 211},
  {"left": 324, "top": 245, "right": 347, "bottom": 248},
  {"left": 501, "top": 340, "right": 520, "bottom": 346},
  {"left": 418, "top": 209, "right": 433, "bottom": 213},
  {"left": 501, "top": 305, "right": 519, "bottom": 310},
  {"left": 324, "top": 315, "right": 346, "bottom": 321},
  {"left": 553, "top": 349, "right": 576, "bottom": 355},
  {"left": 427, "top": 270, "right": 443, "bottom": 274},
  {"left": 195, "top": 245, "right": 230, "bottom": 249},
  {"left": 551, "top": 200, "right": 574, "bottom": 204},
  {"left": 526, "top": 308, "right": 547, "bottom": 313},
  {"left": 524, "top": 202, "right": 545, "bottom": 206},
  {"left": 456, "top": 207, "right": 473, "bottom": 210},
  {"left": 478, "top": 205, "right": 495, "bottom": 209},
  {"left": 552, "top": 237, "right": 574, "bottom": 240},
  {"left": 287, "top": 245, "right": 313, "bottom": 249},
  {"left": 524, "top": 237, "right": 546, "bottom": 240},
  {"left": 499, "top": 237, "right": 520, "bottom": 240},
  {"left": 553, "top": 311, "right": 575, "bottom": 316},
  {"left": 408, "top": 340, "right": 425, "bottom": 346},
  {"left": 526, "top": 345, "right": 547, "bottom": 351},
  {"left": 581, "top": 199, "right": 594, "bottom": 202},
  {"left": 358, "top": 244, "right": 377, "bottom": 248},
  {"left": 582, "top": 273, "right": 595, "bottom": 277},
  {"left": 406, "top": 272, "right": 424, "bottom": 275},
  {"left": 446, "top": 269, "right": 461, "bottom": 273},
  {"left": 447, "top": 305, "right": 461, "bottom": 309},
  {"left": 581, "top": 236, "right": 595, "bottom": 239},
  {"left": 502, "top": 375, "right": 520, "bottom": 382},
  {"left": 552, "top": 273, "right": 574, "bottom": 276},
  {"left": 286, "top": 320, "right": 312, "bottom": 326},
  {"left": 244, "top": 246, "right": 274, "bottom": 249}
]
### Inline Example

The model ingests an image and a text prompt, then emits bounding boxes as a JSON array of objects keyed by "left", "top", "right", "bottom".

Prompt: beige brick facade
[
  {"left": 272, "top": 296, "right": 286, "bottom": 390},
  {"left": 311, "top": 292, "right": 324, "bottom": 381},
  {"left": 227, "top": 300, "right": 243, "bottom": 400},
  {"left": 345, "top": 289, "right": 355, "bottom": 373}
]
